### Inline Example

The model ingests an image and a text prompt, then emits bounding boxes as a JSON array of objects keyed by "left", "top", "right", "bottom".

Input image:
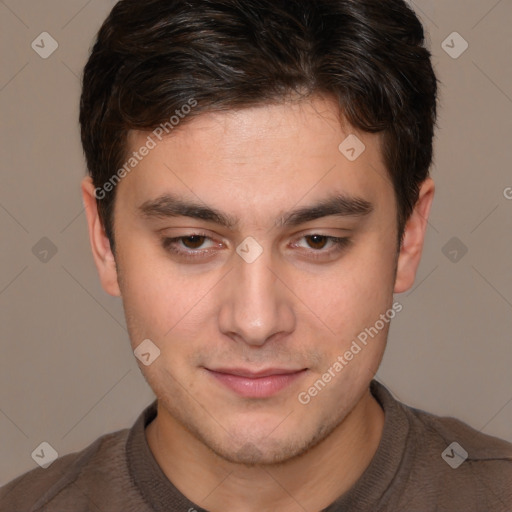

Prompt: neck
[{"left": 146, "top": 387, "right": 385, "bottom": 512}]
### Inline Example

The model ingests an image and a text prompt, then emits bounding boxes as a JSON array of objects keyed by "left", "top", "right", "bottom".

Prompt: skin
[{"left": 82, "top": 95, "right": 434, "bottom": 512}]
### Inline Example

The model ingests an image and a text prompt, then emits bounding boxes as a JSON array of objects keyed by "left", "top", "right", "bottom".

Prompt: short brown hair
[{"left": 80, "top": 0, "right": 438, "bottom": 252}]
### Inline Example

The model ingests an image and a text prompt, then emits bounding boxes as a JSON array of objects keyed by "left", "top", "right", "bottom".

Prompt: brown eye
[
  {"left": 290, "top": 234, "right": 352, "bottom": 262},
  {"left": 161, "top": 232, "right": 220, "bottom": 261},
  {"left": 305, "top": 234, "right": 329, "bottom": 250},
  {"left": 181, "top": 235, "right": 206, "bottom": 249}
]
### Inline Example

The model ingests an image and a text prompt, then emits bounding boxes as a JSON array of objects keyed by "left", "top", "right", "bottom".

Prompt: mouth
[{"left": 204, "top": 367, "right": 309, "bottom": 398}]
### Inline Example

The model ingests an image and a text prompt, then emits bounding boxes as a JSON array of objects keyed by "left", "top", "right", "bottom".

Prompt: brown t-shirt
[{"left": 1, "top": 380, "right": 511, "bottom": 511}]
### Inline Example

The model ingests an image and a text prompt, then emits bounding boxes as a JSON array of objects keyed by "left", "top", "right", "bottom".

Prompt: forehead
[{"left": 118, "top": 96, "right": 392, "bottom": 224}]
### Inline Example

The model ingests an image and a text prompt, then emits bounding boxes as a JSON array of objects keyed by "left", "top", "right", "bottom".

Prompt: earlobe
[
  {"left": 393, "top": 177, "right": 435, "bottom": 294},
  {"left": 81, "top": 176, "right": 121, "bottom": 297}
]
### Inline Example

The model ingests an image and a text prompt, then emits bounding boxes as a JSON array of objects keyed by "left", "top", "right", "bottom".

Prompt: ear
[
  {"left": 394, "top": 177, "right": 435, "bottom": 293},
  {"left": 81, "top": 176, "right": 121, "bottom": 297}
]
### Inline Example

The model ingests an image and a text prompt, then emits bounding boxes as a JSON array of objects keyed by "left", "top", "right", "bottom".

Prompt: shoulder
[
  {"left": 369, "top": 380, "right": 512, "bottom": 510},
  {"left": 400, "top": 399, "right": 512, "bottom": 509},
  {"left": 408, "top": 400, "right": 512, "bottom": 464},
  {"left": 0, "top": 427, "right": 141, "bottom": 512}
]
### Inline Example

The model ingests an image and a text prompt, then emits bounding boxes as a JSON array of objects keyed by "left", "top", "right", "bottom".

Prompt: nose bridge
[{"left": 218, "top": 243, "right": 294, "bottom": 345}]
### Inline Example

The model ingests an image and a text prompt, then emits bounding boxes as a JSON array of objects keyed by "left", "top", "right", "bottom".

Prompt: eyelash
[{"left": 161, "top": 233, "right": 352, "bottom": 261}]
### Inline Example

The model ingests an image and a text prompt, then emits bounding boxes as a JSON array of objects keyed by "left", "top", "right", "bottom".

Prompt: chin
[
  {"left": 202, "top": 417, "right": 337, "bottom": 467},
  {"left": 208, "top": 436, "right": 308, "bottom": 466}
]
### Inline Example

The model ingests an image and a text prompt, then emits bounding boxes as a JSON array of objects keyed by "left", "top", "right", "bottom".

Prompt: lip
[{"left": 205, "top": 367, "right": 308, "bottom": 398}]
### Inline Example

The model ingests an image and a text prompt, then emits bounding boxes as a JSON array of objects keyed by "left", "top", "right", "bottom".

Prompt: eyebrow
[{"left": 138, "top": 192, "right": 374, "bottom": 229}]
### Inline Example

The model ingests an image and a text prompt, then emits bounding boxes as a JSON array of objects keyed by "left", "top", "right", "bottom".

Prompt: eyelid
[
  {"left": 161, "top": 232, "right": 222, "bottom": 250},
  {"left": 288, "top": 234, "right": 352, "bottom": 258},
  {"left": 290, "top": 234, "right": 345, "bottom": 247},
  {"left": 160, "top": 231, "right": 352, "bottom": 262}
]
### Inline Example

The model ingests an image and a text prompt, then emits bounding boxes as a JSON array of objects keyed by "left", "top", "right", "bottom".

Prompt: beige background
[{"left": 1, "top": 0, "right": 511, "bottom": 485}]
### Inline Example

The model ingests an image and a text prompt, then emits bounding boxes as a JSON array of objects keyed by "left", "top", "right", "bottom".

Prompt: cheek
[
  {"left": 299, "top": 243, "right": 396, "bottom": 338},
  {"left": 116, "top": 242, "right": 176, "bottom": 345},
  {"left": 121, "top": 274, "right": 170, "bottom": 341},
  {"left": 118, "top": 247, "right": 222, "bottom": 352}
]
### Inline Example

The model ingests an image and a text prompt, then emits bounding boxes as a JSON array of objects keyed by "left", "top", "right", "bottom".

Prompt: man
[{"left": 1, "top": 0, "right": 511, "bottom": 510}]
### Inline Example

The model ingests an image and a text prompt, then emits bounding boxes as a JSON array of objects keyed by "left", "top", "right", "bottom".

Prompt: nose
[{"left": 218, "top": 243, "right": 295, "bottom": 347}]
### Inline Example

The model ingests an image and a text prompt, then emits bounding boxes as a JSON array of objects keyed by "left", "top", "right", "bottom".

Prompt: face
[{"left": 83, "top": 95, "right": 429, "bottom": 466}]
